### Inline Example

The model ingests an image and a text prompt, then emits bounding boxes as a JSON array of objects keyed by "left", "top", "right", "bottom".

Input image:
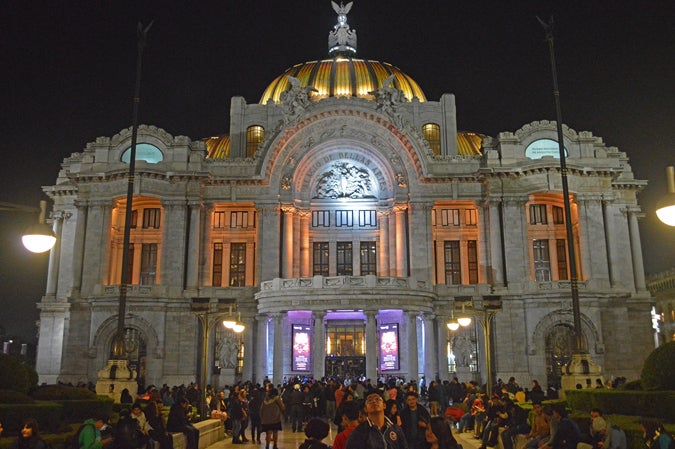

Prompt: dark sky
[{"left": 1, "top": 1, "right": 674, "bottom": 342}]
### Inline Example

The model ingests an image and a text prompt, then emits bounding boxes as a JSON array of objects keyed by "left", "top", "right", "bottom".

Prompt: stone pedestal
[
  {"left": 95, "top": 359, "right": 138, "bottom": 403},
  {"left": 560, "top": 353, "right": 603, "bottom": 399}
]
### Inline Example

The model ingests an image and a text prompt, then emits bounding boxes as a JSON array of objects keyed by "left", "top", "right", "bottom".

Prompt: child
[{"left": 298, "top": 418, "right": 330, "bottom": 449}]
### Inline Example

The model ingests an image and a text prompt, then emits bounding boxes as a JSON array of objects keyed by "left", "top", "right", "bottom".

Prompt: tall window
[
  {"left": 440, "top": 209, "right": 460, "bottom": 226},
  {"left": 444, "top": 241, "right": 461, "bottom": 285},
  {"left": 230, "top": 211, "right": 249, "bottom": 228},
  {"left": 142, "top": 208, "right": 161, "bottom": 228},
  {"left": 246, "top": 125, "right": 264, "bottom": 157},
  {"left": 359, "top": 210, "right": 377, "bottom": 227},
  {"left": 212, "top": 243, "right": 223, "bottom": 286},
  {"left": 213, "top": 211, "right": 226, "bottom": 229},
  {"left": 130, "top": 210, "right": 138, "bottom": 229},
  {"left": 337, "top": 242, "right": 353, "bottom": 275},
  {"left": 312, "top": 211, "right": 330, "bottom": 227},
  {"left": 529, "top": 204, "right": 548, "bottom": 224},
  {"left": 336, "top": 210, "right": 353, "bottom": 227},
  {"left": 467, "top": 240, "right": 478, "bottom": 284},
  {"left": 313, "top": 242, "right": 329, "bottom": 276},
  {"left": 360, "top": 242, "right": 377, "bottom": 275},
  {"left": 533, "top": 239, "right": 551, "bottom": 281},
  {"left": 422, "top": 123, "right": 441, "bottom": 155},
  {"left": 229, "top": 243, "right": 246, "bottom": 286},
  {"left": 140, "top": 243, "right": 157, "bottom": 285},
  {"left": 465, "top": 209, "right": 477, "bottom": 226},
  {"left": 552, "top": 206, "right": 565, "bottom": 224},
  {"left": 125, "top": 243, "right": 135, "bottom": 284},
  {"left": 556, "top": 239, "right": 569, "bottom": 280}
]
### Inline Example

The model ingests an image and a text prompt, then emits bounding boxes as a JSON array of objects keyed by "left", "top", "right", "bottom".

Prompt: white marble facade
[{"left": 35, "top": 7, "right": 654, "bottom": 391}]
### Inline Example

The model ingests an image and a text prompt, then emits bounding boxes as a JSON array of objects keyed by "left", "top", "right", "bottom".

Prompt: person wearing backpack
[
  {"left": 78, "top": 414, "right": 113, "bottom": 449},
  {"left": 641, "top": 418, "right": 674, "bottom": 449}
]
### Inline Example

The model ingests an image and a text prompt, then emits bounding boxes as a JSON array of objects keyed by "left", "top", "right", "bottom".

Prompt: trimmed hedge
[
  {"left": 641, "top": 341, "right": 675, "bottom": 391},
  {"left": 31, "top": 385, "right": 98, "bottom": 401},
  {"left": 0, "top": 389, "right": 34, "bottom": 404},
  {"left": 0, "top": 402, "right": 63, "bottom": 435},
  {"left": 0, "top": 354, "right": 38, "bottom": 394},
  {"left": 565, "top": 389, "right": 675, "bottom": 421}
]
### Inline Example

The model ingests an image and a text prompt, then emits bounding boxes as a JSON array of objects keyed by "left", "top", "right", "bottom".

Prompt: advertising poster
[
  {"left": 379, "top": 323, "right": 399, "bottom": 371},
  {"left": 292, "top": 324, "right": 311, "bottom": 371}
]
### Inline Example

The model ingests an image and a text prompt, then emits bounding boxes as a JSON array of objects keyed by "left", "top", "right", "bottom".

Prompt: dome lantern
[{"left": 328, "top": 1, "right": 357, "bottom": 57}]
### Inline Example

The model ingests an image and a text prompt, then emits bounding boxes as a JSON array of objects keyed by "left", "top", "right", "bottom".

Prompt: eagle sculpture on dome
[{"left": 329, "top": 1, "right": 357, "bottom": 55}]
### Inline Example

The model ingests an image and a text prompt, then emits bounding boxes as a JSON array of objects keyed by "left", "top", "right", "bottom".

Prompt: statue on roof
[
  {"left": 369, "top": 74, "right": 406, "bottom": 125},
  {"left": 328, "top": 1, "right": 357, "bottom": 56},
  {"left": 280, "top": 76, "right": 317, "bottom": 123}
]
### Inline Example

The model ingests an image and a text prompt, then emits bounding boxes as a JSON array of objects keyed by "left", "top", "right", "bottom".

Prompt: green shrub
[
  {"left": 641, "top": 341, "right": 675, "bottom": 391},
  {"left": 621, "top": 380, "right": 642, "bottom": 390},
  {"left": 565, "top": 389, "right": 675, "bottom": 421},
  {"left": 0, "top": 354, "right": 38, "bottom": 394},
  {"left": 0, "top": 389, "right": 34, "bottom": 403},
  {"left": 31, "top": 385, "right": 98, "bottom": 401},
  {"left": 0, "top": 402, "right": 63, "bottom": 435}
]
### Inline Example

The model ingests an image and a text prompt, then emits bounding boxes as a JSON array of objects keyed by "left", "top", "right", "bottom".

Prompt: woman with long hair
[
  {"left": 260, "top": 387, "right": 285, "bottom": 449},
  {"left": 641, "top": 418, "right": 674, "bottom": 449},
  {"left": 425, "top": 416, "right": 460, "bottom": 449},
  {"left": 384, "top": 399, "right": 402, "bottom": 426},
  {"left": 10, "top": 419, "right": 48, "bottom": 449}
]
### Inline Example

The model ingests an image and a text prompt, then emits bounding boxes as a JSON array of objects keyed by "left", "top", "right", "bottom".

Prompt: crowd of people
[{"left": 0, "top": 375, "right": 671, "bottom": 449}]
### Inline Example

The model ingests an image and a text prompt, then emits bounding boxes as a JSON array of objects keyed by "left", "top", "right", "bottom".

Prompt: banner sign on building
[
  {"left": 292, "top": 324, "right": 312, "bottom": 371},
  {"left": 379, "top": 323, "right": 399, "bottom": 371}
]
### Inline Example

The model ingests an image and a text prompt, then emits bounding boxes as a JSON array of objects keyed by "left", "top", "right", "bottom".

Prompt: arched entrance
[
  {"left": 108, "top": 327, "right": 147, "bottom": 392},
  {"left": 545, "top": 324, "right": 586, "bottom": 388}
]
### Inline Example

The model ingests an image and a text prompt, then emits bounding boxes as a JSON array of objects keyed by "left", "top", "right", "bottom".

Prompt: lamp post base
[
  {"left": 95, "top": 359, "right": 138, "bottom": 403},
  {"left": 560, "top": 353, "right": 603, "bottom": 399}
]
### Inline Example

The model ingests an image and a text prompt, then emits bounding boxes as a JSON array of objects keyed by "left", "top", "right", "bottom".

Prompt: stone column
[
  {"left": 241, "top": 315, "right": 254, "bottom": 382},
  {"left": 185, "top": 201, "right": 201, "bottom": 291},
  {"left": 365, "top": 311, "right": 378, "bottom": 382},
  {"left": 312, "top": 311, "right": 326, "bottom": 379},
  {"left": 255, "top": 314, "right": 269, "bottom": 383},
  {"left": 487, "top": 199, "right": 504, "bottom": 287},
  {"left": 627, "top": 208, "right": 647, "bottom": 291},
  {"left": 46, "top": 211, "right": 66, "bottom": 298},
  {"left": 161, "top": 200, "right": 188, "bottom": 289},
  {"left": 298, "top": 209, "right": 311, "bottom": 277},
  {"left": 272, "top": 313, "right": 284, "bottom": 385},
  {"left": 257, "top": 204, "right": 281, "bottom": 282},
  {"left": 394, "top": 205, "right": 408, "bottom": 277},
  {"left": 422, "top": 313, "right": 437, "bottom": 382},
  {"left": 407, "top": 312, "right": 419, "bottom": 381},
  {"left": 409, "top": 202, "right": 433, "bottom": 283},
  {"left": 436, "top": 314, "right": 450, "bottom": 382},
  {"left": 199, "top": 203, "right": 213, "bottom": 286},
  {"left": 69, "top": 201, "right": 87, "bottom": 296},
  {"left": 502, "top": 199, "right": 528, "bottom": 287},
  {"left": 281, "top": 206, "right": 294, "bottom": 278},
  {"left": 378, "top": 210, "right": 390, "bottom": 276},
  {"left": 602, "top": 197, "right": 617, "bottom": 287},
  {"left": 81, "top": 200, "right": 111, "bottom": 294}
]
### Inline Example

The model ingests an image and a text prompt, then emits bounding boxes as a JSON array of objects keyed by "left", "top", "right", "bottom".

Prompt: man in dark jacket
[
  {"left": 346, "top": 393, "right": 408, "bottom": 449},
  {"left": 542, "top": 406, "right": 582, "bottom": 449},
  {"left": 167, "top": 398, "right": 199, "bottom": 449},
  {"left": 399, "top": 392, "right": 431, "bottom": 449}
]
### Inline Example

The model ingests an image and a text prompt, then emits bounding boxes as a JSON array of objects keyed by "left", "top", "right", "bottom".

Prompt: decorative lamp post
[
  {"left": 448, "top": 296, "right": 501, "bottom": 397},
  {"left": 0, "top": 200, "right": 57, "bottom": 253},
  {"left": 656, "top": 166, "right": 675, "bottom": 226}
]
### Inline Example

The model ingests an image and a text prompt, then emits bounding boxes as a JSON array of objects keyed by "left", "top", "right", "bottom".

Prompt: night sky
[{"left": 1, "top": 1, "right": 673, "bottom": 342}]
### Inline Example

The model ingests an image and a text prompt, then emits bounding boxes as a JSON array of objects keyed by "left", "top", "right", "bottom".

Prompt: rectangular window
[
  {"left": 212, "top": 243, "right": 223, "bottom": 286},
  {"left": 229, "top": 243, "right": 246, "bottom": 286},
  {"left": 444, "top": 241, "right": 461, "bottom": 285},
  {"left": 336, "top": 242, "right": 353, "bottom": 276},
  {"left": 529, "top": 204, "right": 548, "bottom": 224},
  {"left": 140, "top": 243, "right": 157, "bottom": 285},
  {"left": 213, "top": 211, "right": 226, "bottom": 229},
  {"left": 533, "top": 239, "right": 551, "bottom": 281},
  {"left": 360, "top": 241, "right": 377, "bottom": 275},
  {"left": 556, "top": 239, "right": 569, "bottom": 280},
  {"left": 336, "top": 210, "right": 353, "bottom": 227},
  {"left": 142, "top": 208, "right": 161, "bottom": 229},
  {"left": 130, "top": 210, "right": 138, "bottom": 229},
  {"left": 552, "top": 206, "right": 565, "bottom": 224},
  {"left": 230, "top": 211, "right": 249, "bottom": 228},
  {"left": 465, "top": 209, "right": 478, "bottom": 226},
  {"left": 125, "top": 243, "right": 135, "bottom": 284},
  {"left": 312, "top": 211, "right": 330, "bottom": 227},
  {"left": 359, "top": 210, "right": 377, "bottom": 227},
  {"left": 313, "top": 242, "right": 329, "bottom": 276},
  {"left": 441, "top": 209, "right": 460, "bottom": 226},
  {"left": 467, "top": 240, "right": 478, "bottom": 284}
]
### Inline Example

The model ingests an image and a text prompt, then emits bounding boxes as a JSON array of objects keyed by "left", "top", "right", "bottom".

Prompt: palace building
[{"left": 36, "top": 3, "right": 653, "bottom": 390}]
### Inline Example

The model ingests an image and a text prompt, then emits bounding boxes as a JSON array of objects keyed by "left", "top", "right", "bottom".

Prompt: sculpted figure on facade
[
  {"left": 328, "top": 1, "right": 357, "bottom": 53},
  {"left": 280, "top": 76, "right": 317, "bottom": 123},
  {"left": 314, "top": 162, "right": 375, "bottom": 199},
  {"left": 218, "top": 335, "right": 240, "bottom": 369},
  {"left": 369, "top": 74, "right": 406, "bottom": 127}
]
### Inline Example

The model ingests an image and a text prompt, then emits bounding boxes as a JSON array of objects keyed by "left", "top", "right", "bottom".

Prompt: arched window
[
  {"left": 422, "top": 123, "right": 441, "bottom": 155},
  {"left": 246, "top": 125, "right": 264, "bottom": 157}
]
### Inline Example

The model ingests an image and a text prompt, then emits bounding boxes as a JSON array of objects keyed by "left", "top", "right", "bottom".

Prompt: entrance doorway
[
  {"left": 545, "top": 323, "right": 586, "bottom": 388},
  {"left": 325, "top": 322, "right": 365, "bottom": 378},
  {"left": 325, "top": 356, "right": 366, "bottom": 378}
]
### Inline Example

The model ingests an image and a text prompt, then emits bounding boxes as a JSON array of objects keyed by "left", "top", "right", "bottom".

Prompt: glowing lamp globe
[
  {"left": 22, "top": 224, "right": 57, "bottom": 253},
  {"left": 656, "top": 166, "right": 675, "bottom": 227}
]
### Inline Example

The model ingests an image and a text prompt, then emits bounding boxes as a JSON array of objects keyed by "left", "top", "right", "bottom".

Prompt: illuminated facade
[{"left": 36, "top": 4, "right": 653, "bottom": 389}]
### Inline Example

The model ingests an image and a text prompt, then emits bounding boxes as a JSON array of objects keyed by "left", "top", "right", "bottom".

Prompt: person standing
[
  {"left": 260, "top": 387, "right": 285, "bottom": 449},
  {"left": 333, "top": 402, "right": 362, "bottom": 449},
  {"left": 346, "top": 393, "right": 408, "bottom": 449},
  {"left": 399, "top": 392, "right": 431, "bottom": 449}
]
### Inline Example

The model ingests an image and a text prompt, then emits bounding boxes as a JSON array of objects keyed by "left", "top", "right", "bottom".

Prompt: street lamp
[
  {"left": 448, "top": 296, "right": 501, "bottom": 397},
  {"left": 0, "top": 200, "right": 57, "bottom": 253},
  {"left": 656, "top": 166, "right": 675, "bottom": 226}
]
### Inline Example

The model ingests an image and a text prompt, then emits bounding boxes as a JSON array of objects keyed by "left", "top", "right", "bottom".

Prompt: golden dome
[
  {"left": 457, "top": 132, "right": 484, "bottom": 156},
  {"left": 205, "top": 135, "right": 230, "bottom": 159},
  {"left": 259, "top": 57, "right": 427, "bottom": 105}
]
